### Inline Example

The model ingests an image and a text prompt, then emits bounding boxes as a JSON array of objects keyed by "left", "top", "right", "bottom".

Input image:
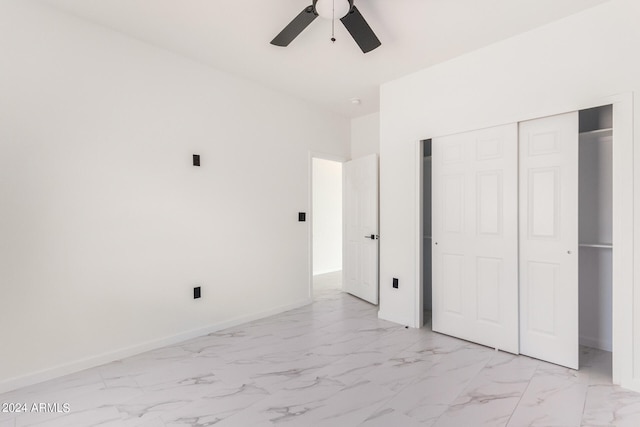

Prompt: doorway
[{"left": 311, "top": 157, "right": 343, "bottom": 299}]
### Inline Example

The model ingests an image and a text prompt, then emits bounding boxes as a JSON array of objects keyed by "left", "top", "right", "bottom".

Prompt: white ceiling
[{"left": 40, "top": 0, "right": 608, "bottom": 118}]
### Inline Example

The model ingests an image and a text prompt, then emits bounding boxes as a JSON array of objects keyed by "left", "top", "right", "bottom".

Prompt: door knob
[{"left": 364, "top": 234, "right": 379, "bottom": 240}]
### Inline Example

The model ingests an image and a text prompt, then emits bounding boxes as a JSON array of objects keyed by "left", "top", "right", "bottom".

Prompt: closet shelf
[
  {"left": 579, "top": 243, "right": 613, "bottom": 249},
  {"left": 579, "top": 128, "right": 612, "bottom": 139}
]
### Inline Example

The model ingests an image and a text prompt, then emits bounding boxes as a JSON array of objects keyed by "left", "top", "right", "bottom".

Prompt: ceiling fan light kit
[
  {"left": 315, "top": 0, "right": 351, "bottom": 19},
  {"left": 271, "top": 0, "right": 381, "bottom": 53}
]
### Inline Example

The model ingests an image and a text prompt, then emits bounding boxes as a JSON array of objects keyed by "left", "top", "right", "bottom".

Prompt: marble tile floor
[
  {"left": 1, "top": 289, "right": 639, "bottom": 427},
  {"left": 312, "top": 271, "right": 342, "bottom": 292}
]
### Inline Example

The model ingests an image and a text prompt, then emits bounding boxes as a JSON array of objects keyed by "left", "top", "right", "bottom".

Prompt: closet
[
  {"left": 425, "top": 104, "right": 614, "bottom": 371},
  {"left": 422, "top": 140, "right": 432, "bottom": 322},
  {"left": 578, "top": 105, "right": 613, "bottom": 352}
]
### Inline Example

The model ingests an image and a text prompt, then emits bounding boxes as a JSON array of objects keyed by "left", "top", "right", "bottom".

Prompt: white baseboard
[
  {"left": 579, "top": 334, "right": 612, "bottom": 352},
  {"left": 377, "top": 310, "right": 412, "bottom": 328},
  {"left": 621, "top": 378, "right": 640, "bottom": 394},
  {"left": 0, "top": 298, "right": 312, "bottom": 394}
]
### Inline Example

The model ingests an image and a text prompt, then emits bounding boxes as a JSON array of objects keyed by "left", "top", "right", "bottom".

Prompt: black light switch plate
[
  {"left": 392, "top": 278, "right": 399, "bottom": 289},
  {"left": 193, "top": 154, "right": 201, "bottom": 167},
  {"left": 193, "top": 286, "right": 201, "bottom": 299},
  {"left": 298, "top": 212, "right": 306, "bottom": 222}
]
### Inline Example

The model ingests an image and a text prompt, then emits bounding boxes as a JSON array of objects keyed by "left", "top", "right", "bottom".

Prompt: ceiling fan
[{"left": 271, "top": 0, "right": 381, "bottom": 53}]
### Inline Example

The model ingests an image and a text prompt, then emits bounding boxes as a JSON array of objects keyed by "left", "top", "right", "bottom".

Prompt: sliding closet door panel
[
  {"left": 433, "top": 124, "right": 518, "bottom": 354},
  {"left": 442, "top": 254, "right": 464, "bottom": 315},
  {"left": 433, "top": 133, "right": 468, "bottom": 334},
  {"left": 519, "top": 112, "right": 579, "bottom": 369}
]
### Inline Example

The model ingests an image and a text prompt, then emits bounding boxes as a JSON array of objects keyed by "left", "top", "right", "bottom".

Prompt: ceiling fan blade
[
  {"left": 271, "top": 6, "right": 318, "bottom": 47},
  {"left": 340, "top": 5, "right": 381, "bottom": 53}
]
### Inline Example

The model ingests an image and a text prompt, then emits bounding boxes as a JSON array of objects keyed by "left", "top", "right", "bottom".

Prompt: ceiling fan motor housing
[{"left": 313, "top": 0, "right": 354, "bottom": 20}]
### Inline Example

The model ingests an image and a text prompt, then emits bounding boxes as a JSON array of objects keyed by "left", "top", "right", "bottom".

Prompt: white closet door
[
  {"left": 519, "top": 112, "right": 579, "bottom": 369},
  {"left": 343, "top": 154, "right": 379, "bottom": 304},
  {"left": 432, "top": 124, "right": 519, "bottom": 353}
]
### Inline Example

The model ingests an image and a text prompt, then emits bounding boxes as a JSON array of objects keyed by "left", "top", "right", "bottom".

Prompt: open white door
[
  {"left": 343, "top": 154, "right": 379, "bottom": 304},
  {"left": 519, "top": 112, "right": 579, "bottom": 369},
  {"left": 432, "top": 124, "right": 519, "bottom": 353}
]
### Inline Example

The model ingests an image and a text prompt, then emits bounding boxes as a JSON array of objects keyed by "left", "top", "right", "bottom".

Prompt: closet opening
[
  {"left": 422, "top": 139, "right": 433, "bottom": 328},
  {"left": 415, "top": 94, "right": 632, "bottom": 384},
  {"left": 579, "top": 104, "right": 613, "bottom": 375}
]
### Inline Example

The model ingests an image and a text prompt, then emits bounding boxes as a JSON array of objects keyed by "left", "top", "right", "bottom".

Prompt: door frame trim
[
  {"left": 416, "top": 141, "right": 426, "bottom": 329},
  {"left": 414, "top": 92, "right": 634, "bottom": 389}
]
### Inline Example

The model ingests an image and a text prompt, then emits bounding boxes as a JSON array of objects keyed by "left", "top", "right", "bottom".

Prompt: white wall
[
  {"left": 379, "top": 0, "right": 640, "bottom": 387},
  {"left": 0, "top": 0, "right": 349, "bottom": 391},
  {"left": 351, "top": 112, "right": 380, "bottom": 158},
  {"left": 312, "top": 158, "right": 343, "bottom": 275}
]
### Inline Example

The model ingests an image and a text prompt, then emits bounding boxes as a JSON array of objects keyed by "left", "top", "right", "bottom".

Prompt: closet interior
[
  {"left": 579, "top": 105, "right": 613, "bottom": 353},
  {"left": 422, "top": 139, "right": 432, "bottom": 324}
]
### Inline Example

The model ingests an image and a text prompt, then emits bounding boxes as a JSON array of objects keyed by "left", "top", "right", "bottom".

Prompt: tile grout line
[
  {"left": 504, "top": 359, "right": 541, "bottom": 427},
  {"left": 352, "top": 335, "right": 446, "bottom": 425},
  {"left": 429, "top": 346, "right": 497, "bottom": 426}
]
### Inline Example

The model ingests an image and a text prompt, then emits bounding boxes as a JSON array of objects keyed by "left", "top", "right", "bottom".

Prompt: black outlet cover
[
  {"left": 392, "top": 278, "right": 399, "bottom": 289},
  {"left": 194, "top": 286, "right": 201, "bottom": 299},
  {"left": 298, "top": 212, "right": 306, "bottom": 222},
  {"left": 193, "top": 154, "right": 201, "bottom": 167}
]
